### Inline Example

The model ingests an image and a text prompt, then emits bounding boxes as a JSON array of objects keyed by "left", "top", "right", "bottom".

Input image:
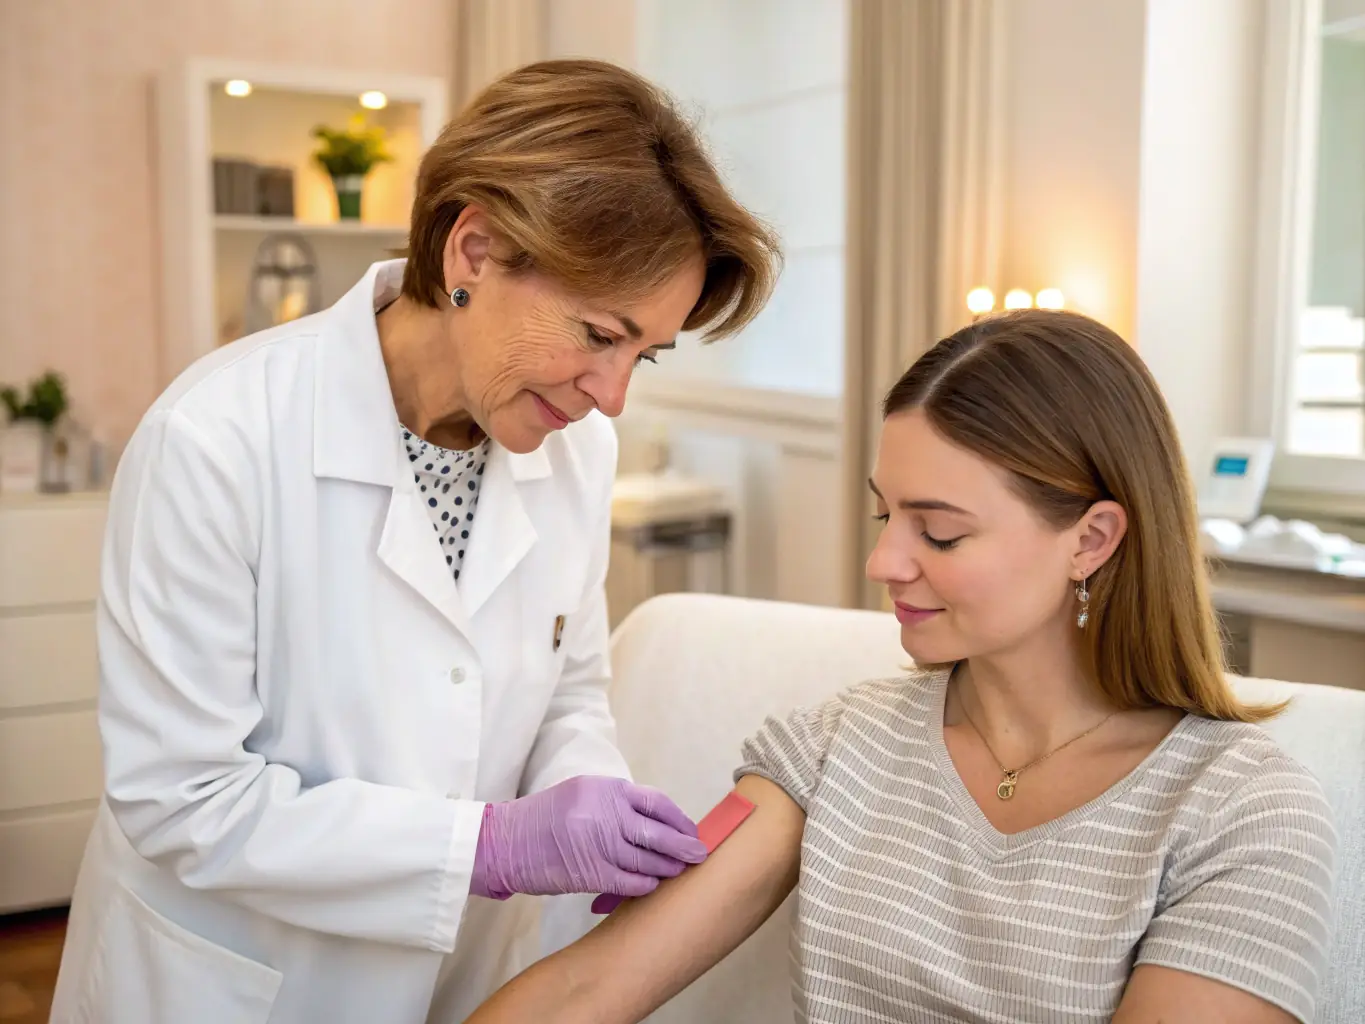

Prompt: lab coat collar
[
  {"left": 458, "top": 443, "right": 536, "bottom": 619},
  {"left": 382, "top": 427, "right": 551, "bottom": 627},
  {"left": 313, "top": 260, "right": 405, "bottom": 487}
]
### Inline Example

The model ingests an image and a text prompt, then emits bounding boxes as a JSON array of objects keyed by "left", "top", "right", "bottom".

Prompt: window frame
[{"left": 1249, "top": 0, "right": 1365, "bottom": 498}]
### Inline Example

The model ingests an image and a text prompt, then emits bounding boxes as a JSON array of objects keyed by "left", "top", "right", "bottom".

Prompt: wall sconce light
[
  {"left": 360, "top": 90, "right": 388, "bottom": 110},
  {"left": 224, "top": 79, "right": 253, "bottom": 98},
  {"left": 965, "top": 286, "right": 1065, "bottom": 319},
  {"left": 966, "top": 287, "right": 995, "bottom": 316}
]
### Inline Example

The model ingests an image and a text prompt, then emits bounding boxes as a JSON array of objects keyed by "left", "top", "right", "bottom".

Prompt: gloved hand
[{"left": 469, "top": 775, "right": 707, "bottom": 901}]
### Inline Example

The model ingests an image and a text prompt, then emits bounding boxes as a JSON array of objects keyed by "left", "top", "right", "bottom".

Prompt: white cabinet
[{"left": 0, "top": 491, "right": 107, "bottom": 912}]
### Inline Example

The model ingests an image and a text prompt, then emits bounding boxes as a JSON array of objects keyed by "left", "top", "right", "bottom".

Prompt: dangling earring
[
  {"left": 1075, "top": 576, "right": 1090, "bottom": 629},
  {"left": 450, "top": 287, "right": 470, "bottom": 308}
]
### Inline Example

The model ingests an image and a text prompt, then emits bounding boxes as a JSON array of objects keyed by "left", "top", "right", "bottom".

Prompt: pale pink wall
[
  {"left": 0, "top": 0, "right": 453, "bottom": 449},
  {"left": 1000, "top": 0, "right": 1146, "bottom": 342}
]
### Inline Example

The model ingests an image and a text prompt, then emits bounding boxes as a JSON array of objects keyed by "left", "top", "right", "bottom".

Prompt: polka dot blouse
[{"left": 402, "top": 425, "right": 490, "bottom": 582}]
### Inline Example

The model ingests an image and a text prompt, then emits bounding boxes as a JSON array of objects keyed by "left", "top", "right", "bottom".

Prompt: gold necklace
[{"left": 959, "top": 705, "right": 1118, "bottom": 800}]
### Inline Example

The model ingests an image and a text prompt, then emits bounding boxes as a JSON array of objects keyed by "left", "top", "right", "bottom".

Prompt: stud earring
[
  {"left": 1076, "top": 576, "right": 1090, "bottom": 629},
  {"left": 450, "top": 287, "right": 470, "bottom": 308}
]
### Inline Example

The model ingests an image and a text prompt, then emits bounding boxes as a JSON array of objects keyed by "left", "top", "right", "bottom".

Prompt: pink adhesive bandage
[{"left": 696, "top": 791, "right": 757, "bottom": 852}]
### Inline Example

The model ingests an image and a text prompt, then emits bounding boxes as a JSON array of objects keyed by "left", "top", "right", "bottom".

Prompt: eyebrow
[
  {"left": 611, "top": 313, "right": 644, "bottom": 340},
  {"left": 867, "top": 478, "right": 973, "bottom": 516}
]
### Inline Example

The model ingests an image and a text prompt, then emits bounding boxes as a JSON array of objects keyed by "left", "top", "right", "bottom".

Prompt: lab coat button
[{"left": 449, "top": 667, "right": 466, "bottom": 685}]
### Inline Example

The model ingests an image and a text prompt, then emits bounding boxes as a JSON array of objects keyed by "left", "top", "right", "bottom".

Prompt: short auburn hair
[
  {"left": 883, "top": 309, "right": 1282, "bottom": 724},
  {"left": 402, "top": 59, "right": 781, "bottom": 339}
]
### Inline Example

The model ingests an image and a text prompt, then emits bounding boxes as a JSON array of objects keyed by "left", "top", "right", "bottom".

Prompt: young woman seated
[{"left": 465, "top": 310, "right": 1337, "bottom": 1024}]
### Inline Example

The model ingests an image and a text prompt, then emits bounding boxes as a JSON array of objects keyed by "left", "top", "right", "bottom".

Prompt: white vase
[
  {"left": 0, "top": 420, "right": 44, "bottom": 494},
  {"left": 39, "top": 428, "right": 71, "bottom": 493}
]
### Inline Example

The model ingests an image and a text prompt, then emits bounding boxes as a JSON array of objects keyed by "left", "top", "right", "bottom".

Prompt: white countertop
[{"left": 1211, "top": 564, "right": 1365, "bottom": 634}]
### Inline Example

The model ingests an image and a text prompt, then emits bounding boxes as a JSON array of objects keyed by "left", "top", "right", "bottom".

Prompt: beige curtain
[
  {"left": 452, "top": 0, "right": 547, "bottom": 115},
  {"left": 841, "top": 0, "right": 1006, "bottom": 610}
]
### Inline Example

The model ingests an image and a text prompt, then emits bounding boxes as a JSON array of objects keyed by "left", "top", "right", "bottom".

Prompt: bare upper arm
[
  {"left": 1112, "top": 965, "right": 1299, "bottom": 1024},
  {"left": 466, "top": 774, "right": 804, "bottom": 1024}
]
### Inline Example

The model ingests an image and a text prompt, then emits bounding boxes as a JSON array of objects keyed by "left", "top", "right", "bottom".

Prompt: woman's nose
[
  {"left": 865, "top": 527, "right": 919, "bottom": 584},
  {"left": 580, "top": 353, "right": 634, "bottom": 419}
]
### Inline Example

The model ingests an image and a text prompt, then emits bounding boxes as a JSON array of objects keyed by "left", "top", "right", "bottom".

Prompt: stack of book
[{"left": 212, "top": 158, "right": 295, "bottom": 218}]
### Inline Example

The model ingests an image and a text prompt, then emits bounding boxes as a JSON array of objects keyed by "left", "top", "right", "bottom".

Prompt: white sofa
[{"left": 542, "top": 593, "right": 1365, "bottom": 1023}]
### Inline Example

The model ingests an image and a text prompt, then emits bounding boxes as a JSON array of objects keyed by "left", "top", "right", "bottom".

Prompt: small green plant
[
  {"left": 311, "top": 114, "right": 394, "bottom": 178},
  {"left": 1, "top": 371, "right": 68, "bottom": 427}
]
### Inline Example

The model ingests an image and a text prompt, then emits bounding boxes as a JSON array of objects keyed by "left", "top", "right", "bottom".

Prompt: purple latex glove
[{"left": 469, "top": 776, "right": 708, "bottom": 901}]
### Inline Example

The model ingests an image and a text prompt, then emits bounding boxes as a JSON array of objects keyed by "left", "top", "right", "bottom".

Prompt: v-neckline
[{"left": 922, "top": 666, "right": 1193, "bottom": 861}]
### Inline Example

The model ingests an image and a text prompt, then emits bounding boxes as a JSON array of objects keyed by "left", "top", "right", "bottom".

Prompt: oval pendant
[{"left": 997, "top": 773, "right": 1017, "bottom": 800}]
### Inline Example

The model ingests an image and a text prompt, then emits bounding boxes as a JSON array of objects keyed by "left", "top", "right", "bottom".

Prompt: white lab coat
[{"left": 50, "top": 261, "right": 629, "bottom": 1024}]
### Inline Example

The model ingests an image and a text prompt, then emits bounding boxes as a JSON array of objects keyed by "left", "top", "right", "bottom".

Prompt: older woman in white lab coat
[{"left": 50, "top": 60, "right": 779, "bottom": 1024}]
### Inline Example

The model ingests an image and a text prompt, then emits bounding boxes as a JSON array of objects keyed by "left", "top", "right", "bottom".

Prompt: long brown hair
[
  {"left": 402, "top": 59, "right": 781, "bottom": 340},
  {"left": 882, "top": 309, "right": 1280, "bottom": 722}
]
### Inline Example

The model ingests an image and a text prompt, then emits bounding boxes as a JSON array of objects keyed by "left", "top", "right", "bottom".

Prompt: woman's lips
[
  {"left": 533, "top": 393, "right": 570, "bottom": 429},
  {"left": 894, "top": 602, "right": 943, "bottom": 626}
]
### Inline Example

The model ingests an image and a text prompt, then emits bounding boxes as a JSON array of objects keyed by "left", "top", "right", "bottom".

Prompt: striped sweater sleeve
[
  {"left": 734, "top": 694, "right": 848, "bottom": 811},
  {"left": 1135, "top": 753, "right": 1338, "bottom": 1022}
]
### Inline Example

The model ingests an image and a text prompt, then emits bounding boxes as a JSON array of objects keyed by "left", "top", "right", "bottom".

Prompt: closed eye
[
  {"left": 873, "top": 514, "right": 960, "bottom": 550},
  {"left": 583, "top": 323, "right": 615, "bottom": 348},
  {"left": 583, "top": 322, "right": 667, "bottom": 366},
  {"left": 923, "top": 532, "right": 962, "bottom": 551}
]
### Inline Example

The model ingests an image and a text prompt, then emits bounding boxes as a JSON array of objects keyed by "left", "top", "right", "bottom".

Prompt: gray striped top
[{"left": 735, "top": 669, "right": 1337, "bottom": 1023}]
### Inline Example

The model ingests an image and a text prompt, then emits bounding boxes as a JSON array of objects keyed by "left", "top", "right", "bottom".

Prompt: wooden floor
[{"left": 0, "top": 909, "right": 65, "bottom": 1024}]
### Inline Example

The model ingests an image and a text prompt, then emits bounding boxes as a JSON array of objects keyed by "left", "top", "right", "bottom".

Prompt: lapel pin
[{"left": 553, "top": 615, "right": 565, "bottom": 652}]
